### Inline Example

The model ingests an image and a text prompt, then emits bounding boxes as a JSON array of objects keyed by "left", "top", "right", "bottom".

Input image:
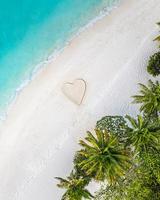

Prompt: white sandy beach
[{"left": 0, "top": 0, "right": 160, "bottom": 199}]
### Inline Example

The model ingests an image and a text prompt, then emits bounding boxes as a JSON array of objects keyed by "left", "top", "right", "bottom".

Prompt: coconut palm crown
[
  {"left": 132, "top": 80, "right": 160, "bottom": 117},
  {"left": 55, "top": 171, "right": 93, "bottom": 200},
  {"left": 126, "top": 115, "right": 160, "bottom": 153},
  {"left": 77, "top": 129, "right": 131, "bottom": 184}
]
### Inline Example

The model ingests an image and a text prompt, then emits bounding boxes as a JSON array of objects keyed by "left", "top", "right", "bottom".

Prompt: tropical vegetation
[
  {"left": 77, "top": 129, "right": 131, "bottom": 183},
  {"left": 154, "top": 22, "right": 160, "bottom": 45},
  {"left": 126, "top": 114, "right": 160, "bottom": 153},
  {"left": 147, "top": 22, "right": 160, "bottom": 76},
  {"left": 56, "top": 22, "right": 160, "bottom": 200},
  {"left": 96, "top": 116, "right": 128, "bottom": 142},
  {"left": 147, "top": 52, "right": 160, "bottom": 76},
  {"left": 55, "top": 171, "right": 93, "bottom": 200},
  {"left": 94, "top": 115, "right": 160, "bottom": 200},
  {"left": 132, "top": 80, "right": 160, "bottom": 118}
]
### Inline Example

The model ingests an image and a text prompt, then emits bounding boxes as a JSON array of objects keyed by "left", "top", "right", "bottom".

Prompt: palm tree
[
  {"left": 126, "top": 115, "right": 160, "bottom": 153},
  {"left": 154, "top": 35, "right": 160, "bottom": 42},
  {"left": 132, "top": 80, "right": 160, "bottom": 117},
  {"left": 77, "top": 129, "right": 131, "bottom": 184},
  {"left": 154, "top": 22, "right": 160, "bottom": 45},
  {"left": 55, "top": 171, "right": 93, "bottom": 200}
]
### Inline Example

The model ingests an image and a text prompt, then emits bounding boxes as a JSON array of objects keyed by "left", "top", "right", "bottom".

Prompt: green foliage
[
  {"left": 148, "top": 23, "right": 160, "bottom": 76},
  {"left": 125, "top": 151, "right": 160, "bottom": 200},
  {"left": 96, "top": 116, "right": 128, "bottom": 142},
  {"left": 55, "top": 171, "right": 93, "bottom": 200},
  {"left": 142, "top": 151, "right": 160, "bottom": 184},
  {"left": 56, "top": 22, "right": 160, "bottom": 198},
  {"left": 94, "top": 165, "right": 137, "bottom": 200},
  {"left": 154, "top": 35, "right": 160, "bottom": 44},
  {"left": 154, "top": 22, "right": 160, "bottom": 47},
  {"left": 77, "top": 129, "right": 131, "bottom": 183},
  {"left": 96, "top": 169, "right": 160, "bottom": 200},
  {"left": 73, "top": 153, "right": 92, "bottom": 185},
  {"left": 57, "top": 116, "right": 160, "bottom": 200},
  {"left": 125, "top": 176, "right": 156, "bottom": 200},
  {"left": 147, "top": 52, "right": 160, "bottom": 76},
  {"left": 95, "top": 115, "right": 160, "bottom": 200},
  {"left": 94, "top": 183, "right": 126, "bottom": 200},
  {"left": 132, "top": 80, "right": 160, "bottom": 117},
  {"left": 126, "top": 115, "right": 160, "bottom": 153}
]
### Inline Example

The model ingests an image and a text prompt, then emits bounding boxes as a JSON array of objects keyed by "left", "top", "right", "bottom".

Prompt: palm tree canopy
[
  {"left": 132, "top": 80, "right": 160, "bottom": 117},
  {"left": 77, "top": 129, "right": 131, "bottom": 184},
  {"left": 55, "top": 172, "right": 93, "bottom": 200},
  {"left": 154, "top": 22, "right": 160, "bottom": 45},
  {"left": 126, "top": 115, "right": 160, "bottom": 153}
]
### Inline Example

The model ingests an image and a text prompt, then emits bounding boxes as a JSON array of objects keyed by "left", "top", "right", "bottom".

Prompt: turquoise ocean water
[{"left": 0, "top": 0, "right": 119, "bottom": 119}]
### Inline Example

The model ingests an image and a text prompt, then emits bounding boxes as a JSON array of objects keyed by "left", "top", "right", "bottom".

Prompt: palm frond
[
  {"left": 154, "top": 35, "right": 160, "bottom": 42},
  {"left": 55, "top": 172, "right": 93, "bottom": 200},
  {"left": 132, "top": 80, "right": 160, "bottom": 117},
  {"left": 126, "top": 115, "right": 160, "bottom": 153},
  {"left": 77, "top": 129, "right": 131, "bottom": 183},
  {"left": 85, "top": 131, "right": 100, "bottom": 149},
  {"left": 126, "top": 115, "right": 137, "bottom": 128}
]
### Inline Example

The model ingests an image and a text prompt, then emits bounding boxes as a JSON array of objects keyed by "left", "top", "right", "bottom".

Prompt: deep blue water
[{"left": 0, "top": 0, "right": 119, "bottom": 118}]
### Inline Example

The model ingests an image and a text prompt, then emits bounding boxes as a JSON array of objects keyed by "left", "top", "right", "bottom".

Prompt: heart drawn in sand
[{"left": 62, "top": 79, "right": 87, "bottom": 105}]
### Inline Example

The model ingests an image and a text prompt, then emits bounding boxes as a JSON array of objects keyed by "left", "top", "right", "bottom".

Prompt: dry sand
[{"left": 0, "top": 0, "right": 160, "bottom": 199}]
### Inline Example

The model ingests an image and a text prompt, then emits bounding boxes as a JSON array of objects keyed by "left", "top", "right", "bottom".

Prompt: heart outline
[{"left": 62, "top": 78, "right": 87, "bottom": 105}]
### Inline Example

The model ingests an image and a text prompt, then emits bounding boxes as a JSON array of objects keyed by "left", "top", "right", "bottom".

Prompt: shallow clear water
[{"left": 0, "top": 0, "right": 119, "bottom": 118}]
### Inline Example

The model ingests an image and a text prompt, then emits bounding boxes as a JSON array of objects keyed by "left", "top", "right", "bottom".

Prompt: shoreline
[
  {"left": 0, "top": 0, "right": 121, "bottom": 121},
  {"left": 0, "top": 0, "right": 160, "bottom": 199}
]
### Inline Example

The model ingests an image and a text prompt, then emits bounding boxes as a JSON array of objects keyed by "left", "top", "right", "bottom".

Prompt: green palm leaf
[
  {"left": 126, "top": 115, "right": 160, "bottom": 153},
  {"left": 132, "top": 80, "right": 160, "bottom": 117},
  {"left": 55, "top": 172, "right": 93, "bottom": 200},
  {"left": 77, "top": 129, "right": 131, "bottom": 184},
  {"left": 154, "top": 35, "right": 160, "bottom": 42}
]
